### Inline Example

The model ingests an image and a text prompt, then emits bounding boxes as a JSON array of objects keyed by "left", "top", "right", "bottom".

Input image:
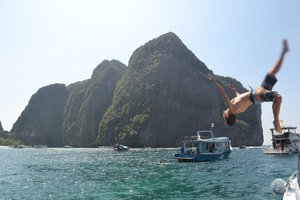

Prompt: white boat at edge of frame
[{"left": 271, "top": 150, "right": 300, "bottom": 199}]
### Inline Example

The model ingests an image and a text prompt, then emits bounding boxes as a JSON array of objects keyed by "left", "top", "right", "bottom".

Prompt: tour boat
[
  {"left": 263, "top": 127, "right": 300, "bottom": 155},
  {"left": 174, "top": 126, "right": 232, "bottom": 162}
]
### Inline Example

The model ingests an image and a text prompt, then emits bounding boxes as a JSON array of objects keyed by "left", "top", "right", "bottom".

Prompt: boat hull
[
  {"left": 263, "top": 147, "right": 297, "bottom": 155},
  {"left": 174, "top": 151, "right": 231, "bottom": 162}
]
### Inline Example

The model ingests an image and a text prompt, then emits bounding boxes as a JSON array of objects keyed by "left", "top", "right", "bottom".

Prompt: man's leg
[
  {"left": 273, "top": 94, "right": 282, "bottom": 133},
  {"left": 268, "top": 39, "right": 289, "bottom": 76},
  {"left": 269, "top": 40, "right": 288, "bottom": 133}
]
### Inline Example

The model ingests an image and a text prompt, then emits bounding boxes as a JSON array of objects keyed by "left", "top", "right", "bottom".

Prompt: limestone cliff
[
  {"left": 11, "top": 60, "right": 127, "bottom": 147},
  {"left": 11, "top": 84, "right": 68, "bottom": 146}
]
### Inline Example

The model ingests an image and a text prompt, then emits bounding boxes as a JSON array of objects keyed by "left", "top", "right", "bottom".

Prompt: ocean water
[{"left": 0, "top": 146, "right": 297, "bottom": 200}]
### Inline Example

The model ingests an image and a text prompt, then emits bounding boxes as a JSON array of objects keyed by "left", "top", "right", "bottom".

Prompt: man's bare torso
[{"left": 230, "top": 92, "right": 253, "bottom": 114}]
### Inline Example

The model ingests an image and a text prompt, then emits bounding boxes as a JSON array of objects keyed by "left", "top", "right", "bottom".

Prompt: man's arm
[{"left": 210, "top": 77, "right": 233, "bottom": 109}]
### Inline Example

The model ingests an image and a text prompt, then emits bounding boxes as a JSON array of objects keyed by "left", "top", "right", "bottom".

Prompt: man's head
[{"left": 223, "top": 109, "right": 236, "bottom": 126}]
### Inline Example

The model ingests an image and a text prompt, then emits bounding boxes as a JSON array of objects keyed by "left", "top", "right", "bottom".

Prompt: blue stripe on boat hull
[{"left": 174, "top": 151, "right": 231, "bottom": 162}]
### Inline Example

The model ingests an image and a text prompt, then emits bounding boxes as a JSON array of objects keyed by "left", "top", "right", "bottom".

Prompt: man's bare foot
[
  {"left": 273, "top": 120, "right": 282, "bottom": 134},
  {"left": 283, "top": 39, "right": 289, "bottom": 54}
]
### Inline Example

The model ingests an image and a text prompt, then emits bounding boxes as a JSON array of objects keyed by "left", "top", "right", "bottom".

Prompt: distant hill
[{"left": 11, "top": 32, "right": 263, "bottom": 147}]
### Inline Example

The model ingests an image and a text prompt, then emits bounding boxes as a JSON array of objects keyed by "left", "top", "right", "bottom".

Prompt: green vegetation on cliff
[{"left": 0, "top": 132, "right": 21, "bottom": 146}]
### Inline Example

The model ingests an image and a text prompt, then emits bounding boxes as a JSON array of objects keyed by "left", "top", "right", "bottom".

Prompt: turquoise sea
[{"left": 0, "top": 146, "right": 297, "bottom": 200}]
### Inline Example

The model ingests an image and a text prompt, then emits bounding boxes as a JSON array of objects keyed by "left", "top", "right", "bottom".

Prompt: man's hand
[
  {"left": 209, "top": 75, "right": 232, "bottom": 111},
  {"left": 228, "top": 84, "right": 237, "bottom": 92},
  {"left": 227, "top": 84, "right": 239, "bottom": 96},
  {"left": 209, "top": 76, "right": 217, "bottom": 84}
]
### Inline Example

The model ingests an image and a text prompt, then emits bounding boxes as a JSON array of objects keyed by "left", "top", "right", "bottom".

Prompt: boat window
[
  {"left": 185, "top": 142, "right": 194, "bottom": 148},
  {"left": 198, "top": 131, "right": 213, "bottom": 139},
  {"left": 209, "top": 143, "right": 215, "bottom": 152},
  {"left": 201, "top": 143, "right": 208, "bottom": 151}
]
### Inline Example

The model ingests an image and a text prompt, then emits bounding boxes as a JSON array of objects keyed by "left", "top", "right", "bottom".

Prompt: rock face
[
  {"left": 11, "top": 32, "right": 263, "bottom": 147},
  {"left": 11, "top": 84, "right": 68, "bottom": 146},
  {"left": 62, "top": 60, "right": 126, "bottom": 146},
  {"left": 12, "top": 60, "right": 127, "bottom": 147},
  {"left": 96, "top": 32, "right": 263, "bottom": 147}
]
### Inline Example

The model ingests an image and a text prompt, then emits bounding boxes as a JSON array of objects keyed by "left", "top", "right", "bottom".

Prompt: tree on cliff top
[{"left": 0, "top": 121, "right": 3, "bottom": 133}]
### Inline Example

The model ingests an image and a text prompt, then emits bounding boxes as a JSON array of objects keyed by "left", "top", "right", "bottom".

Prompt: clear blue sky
[{"left": 1, "top": 0, "right": 299, "bottom": 144}]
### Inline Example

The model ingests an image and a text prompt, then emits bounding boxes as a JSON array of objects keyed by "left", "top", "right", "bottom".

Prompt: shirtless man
[{"left": 210, "top": 39, "right": 289, "bottom": 133}]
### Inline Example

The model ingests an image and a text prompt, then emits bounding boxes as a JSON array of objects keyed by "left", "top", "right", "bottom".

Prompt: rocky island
[{"left": 10, "top": 32, "right": 263, "bottom": 147}]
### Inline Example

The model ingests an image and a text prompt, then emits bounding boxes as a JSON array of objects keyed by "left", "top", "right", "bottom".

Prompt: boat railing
[
  {"left": 183, "top": 130, "right": 215, "bottom": 141},
  {"left": 197, "top": 130, "right": 214, "bottom": 139},
  {"left": 184, "top": 136, "right": 199, "bottom": 141},
  {"left": 270, "top": 126, "right": 298, "bottom": 134}
]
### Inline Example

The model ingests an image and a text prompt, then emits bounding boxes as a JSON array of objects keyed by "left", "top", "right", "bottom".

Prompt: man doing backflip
[{"left": 210, "top": 39, "right": 289, "bottom": 133}]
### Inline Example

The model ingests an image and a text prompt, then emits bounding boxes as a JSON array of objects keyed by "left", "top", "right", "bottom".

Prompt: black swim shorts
[
  {"left": 261, "top": 74, "right": 277, "bottom": 90},
  {"left": 257, "top": 74, "right": 279, "bottom": 102}
]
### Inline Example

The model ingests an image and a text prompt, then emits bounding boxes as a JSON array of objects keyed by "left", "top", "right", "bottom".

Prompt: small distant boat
[
  {"left": 33, "top": 145, "right": 48, "bottom": 149},
  {"left": 114, "top": 144, "right": 129, "bottom": 151},
  {"left": 11, "top": 144, "right": 27, "bottom": 149},
  {"left": 270, "top": 151, "right": 300, "bottom": 199},
  {"left": 263, "top": 126, "right": 300, "bottom": 155},
  {"left": 239, "top": 145, "right": 247, "bottom": 149},
  {"left": 174, "top": 127, "right": 232, "bottom": 162}
]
